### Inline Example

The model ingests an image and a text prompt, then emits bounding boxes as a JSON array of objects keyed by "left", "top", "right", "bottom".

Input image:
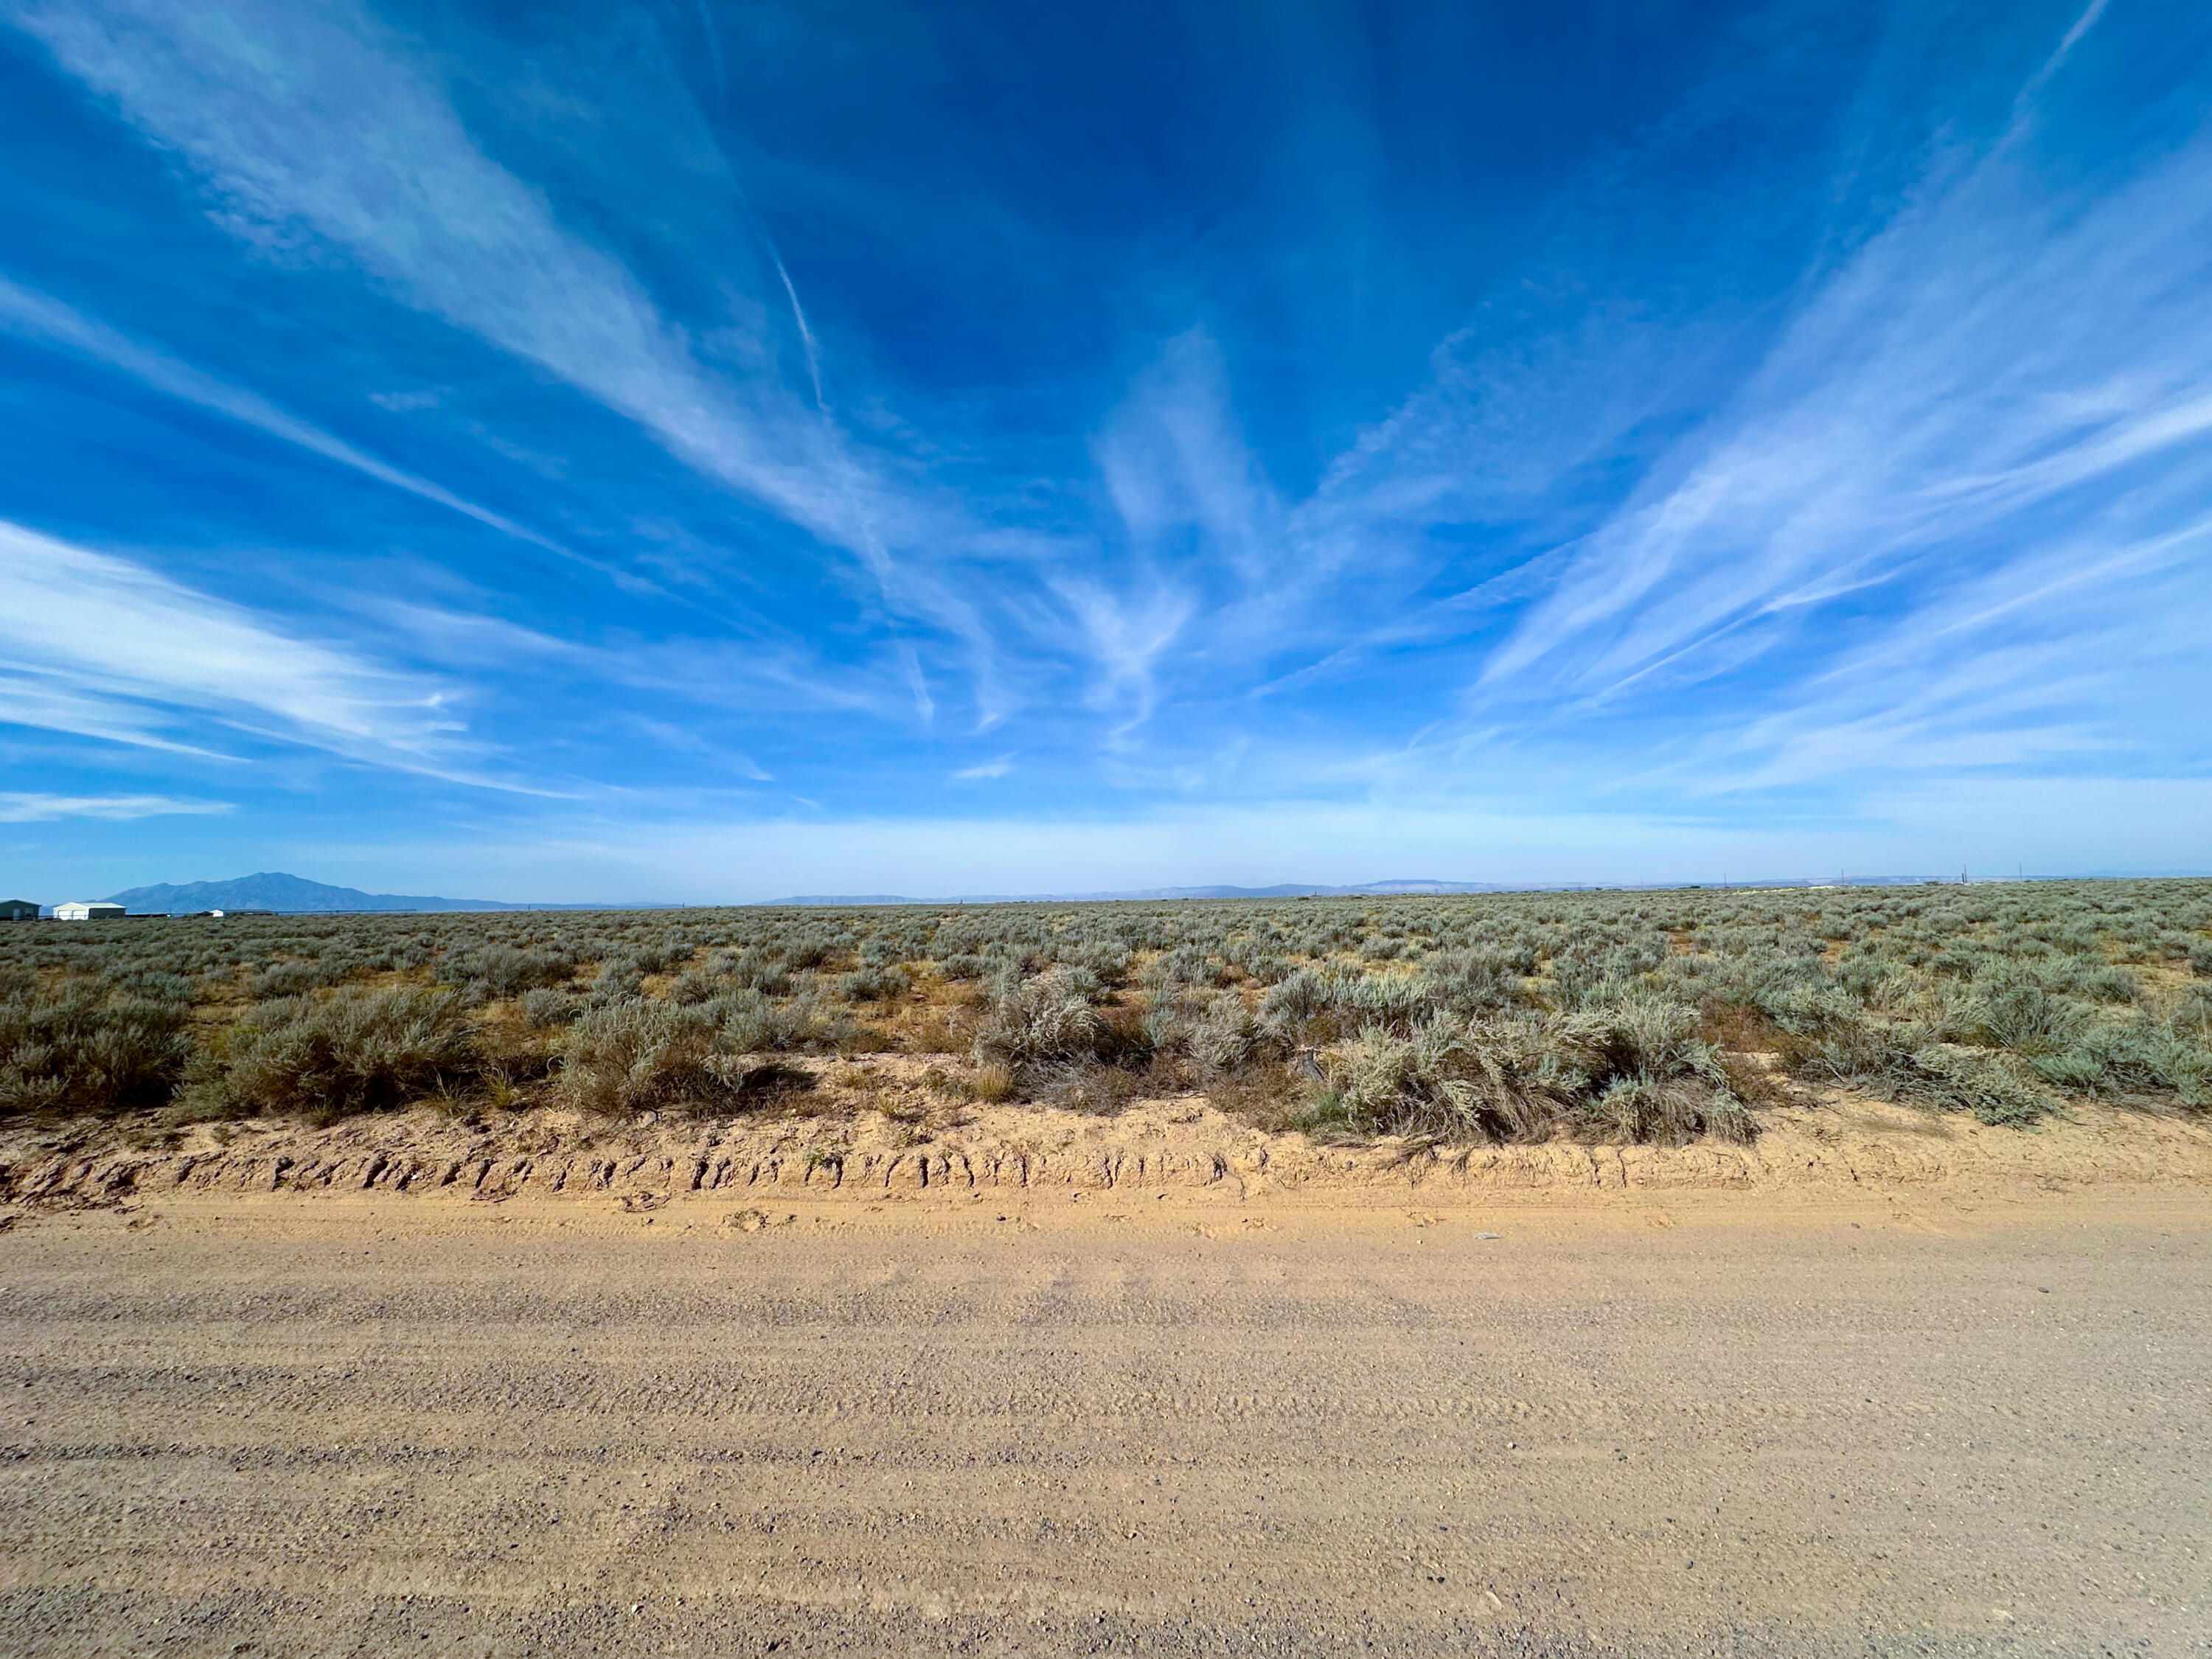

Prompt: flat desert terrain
[{"left": 3, "top": 1104, "right": 2209, "bottom": 1658}]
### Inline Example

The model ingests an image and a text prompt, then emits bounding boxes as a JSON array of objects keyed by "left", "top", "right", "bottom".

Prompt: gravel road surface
[{"left": 1, "top": 1192, "right": 2205, "bottom": 1656}]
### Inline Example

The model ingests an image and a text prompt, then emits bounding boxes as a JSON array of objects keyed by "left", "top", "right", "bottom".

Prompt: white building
[{"left": 52, "top": 901, "right": 126, "bottom": 921}]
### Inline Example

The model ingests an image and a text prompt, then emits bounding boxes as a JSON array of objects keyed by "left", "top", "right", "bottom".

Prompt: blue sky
[{"left": 1, "top": 0, "right": 2208, "bottom": 900}]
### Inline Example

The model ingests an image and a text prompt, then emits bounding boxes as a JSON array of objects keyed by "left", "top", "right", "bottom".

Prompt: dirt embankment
[{"left": 5, "top": 1064, "right": 2208, "bottom": 1214}]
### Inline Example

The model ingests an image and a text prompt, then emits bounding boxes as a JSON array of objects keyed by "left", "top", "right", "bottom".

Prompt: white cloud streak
[
  {"left": 0, "top": 274, "right": 577, "bottom": 559},
  {"left": 1096, "top": 330, "right": 1284, "bottom": 584},
  {"left": 8, "top": 0, "right": 1018, "bottom": 706},
  {"left": 1484, "top": 130, "right": 2212, "bottom": 703},
  {"left": 0, "top": 518, "right": 505, "bottom": 778},
  {"left": 0, "top": 791, "right": 232, "bottom": 821},
  {"left": 9, "top": 1, "right": 904, "bottom": 543},
  {"left": 1440, "top": 38, "right": 2212, "bottom": 799},
  {"left": 8, "top": 0, "right": 2203, "bottom": 838}
]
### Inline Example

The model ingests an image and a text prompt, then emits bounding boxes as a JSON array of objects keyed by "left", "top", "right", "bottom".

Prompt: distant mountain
[
  {"left": 105, "top": 872, "right": 544, "bottom": 915},
  {"left": 1046, "top": 880, "right": 1512, "bottom": 901},
  {"left": 97, "top": 869, "right": 1980, "bottom": 918},
  {"left": 767, "top": 894, "right": 945, "bottom": 907},
  {"left": 762, "top": 880, "right": 1510, "bottom": 905},
  {"left": 756, "top": 877, "right": 1961, "bottom": 905}
]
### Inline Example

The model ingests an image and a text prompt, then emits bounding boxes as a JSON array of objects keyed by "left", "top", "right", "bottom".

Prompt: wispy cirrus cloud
[
  {"left": 10, "top": 1, "right": 811, "bottom": 509},
  {"left": 1096, "top": 330, "right": 1284, "bottom": 586},
  {"left": 10, "top": 1, "right": 952, "bottom": 574},
  {"left": 0, "top": 274, "right": 577, "bottom": 560},
  {"left": 7, "top": 0, "right": 1068, "bottom": 729},
  {"left": 1024, "top": 0, "right": 2211, "bottom": 813},
  {"left": 1482, "top": 80, "right": 2212, "bottom": 717},
  {"left": 0, "top": 791, "right": 231, "bottom": 821},
  {"left": 4, "top": 0, "right": 2208, "bottom": 896},
  {"left": 0, "top": 517, "right": 508, "bottom": 779},
  {"left": 1359, "top": 18, "right": 2212, "bottom": 801},
  {"left": 1672, "top": 513, "right": 2212, "bottom": 794},
  {"left": 1050, "top": 577, "right": 1194, "bottom": 733}
]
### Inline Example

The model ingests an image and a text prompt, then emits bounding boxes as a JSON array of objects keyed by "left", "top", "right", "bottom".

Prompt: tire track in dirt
[{"left": 4, "top": 1094, "right": 2209, "bottom": 1215}]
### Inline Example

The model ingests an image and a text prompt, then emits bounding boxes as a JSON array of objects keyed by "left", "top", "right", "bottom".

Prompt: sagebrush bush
[
  {"left": 522, "top": 987, "right": 582, "bottom": 1029},
  {"left": 838, "top": 964, "right": 912, "bottom": 1002},
  {"left": 1963, "top": 966, "right": 2085, "bottom": 1054},
  {"left": 559, "top": 998, "right": 734, "bottom": 1116},
  {"left": 1758, "top": 992, "right": 2060, "bottom": 1127},
  {"left": 973, "top": 967, "right": 1106, "bottom": 1069},
  {"left": 216, "top": 987, "right": 477, "bottom": 1122},
  {"left": 437, "top": 942, "right": 573, "bottom": 998},
  {"left": 1312, "top": 991, "right": 1749, "bottom": 1145},
  {"left": 1185, "top": 995, "right": 1266, "bottom": 1076},
  {"left": 0, "top": 981, "right": 194, "bottom": 1118},
  {"left": 2, "top": 877, "right": 2205, "bottom": 1135}
]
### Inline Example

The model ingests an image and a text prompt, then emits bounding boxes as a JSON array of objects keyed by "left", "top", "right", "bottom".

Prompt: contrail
[
  {"left": 767, "top": 240, "right": 828, "bottom": 414},
  {"left": 722, "top": 156, "right": 939, "bottom": 724},
  {"left": 0, "top": 274, "right": 628, "bottom": 578},
  {"left": 2011, "top": 0, "right": 2110, "bottom": 125},
  {"left": 763, "top": 239, "right": 933, "bottom": 723},
  {"left": 693, "top": 0, "right": 727, "bottom": 102}
]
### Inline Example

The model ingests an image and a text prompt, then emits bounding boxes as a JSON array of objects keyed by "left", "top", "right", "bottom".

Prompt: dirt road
[{"left": 1, "top": 1188, "right": 2206, "bottom": 1657}]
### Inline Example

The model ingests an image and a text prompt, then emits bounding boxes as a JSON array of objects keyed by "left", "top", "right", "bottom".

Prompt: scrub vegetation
[{"left": 3, "top": 880, "right": 2208, "bottom": 1142}]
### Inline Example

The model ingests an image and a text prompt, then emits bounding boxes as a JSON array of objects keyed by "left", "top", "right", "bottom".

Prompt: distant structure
[
  {"left": 185, "top": 907, "right": 274, "bottom": 918},
  {"left": 52, "top": 900, "right": 126, "bottom": 921},
  {"left": 0, "top": 899, "right": 38, "bottom": 922}
]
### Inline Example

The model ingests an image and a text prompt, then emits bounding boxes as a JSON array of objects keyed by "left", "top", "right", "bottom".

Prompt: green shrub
[
  {"left": 1962, "top": 966, "right": 2086, "bottom": 1054},
  {"left": 4, "top": 879, "right": 2207, "bottom": 1135},
  {"left": 709, "top": 989, "right": 846, "bottom": 1054},
  {"left": 218, "top": 987, "right": 478, "bottom": 1121},
  {"left": 559, "top": 998, "right": 730, "bottom": 1115},
  {"left": 246, "top": 960, "right": 332, "bottom": 998},
  {"left": 588, "top": 960, "right": 644, "bottom": 1004},
  {"left": 437, "top": 942, "right": 574, "bottom": 998},
  {"left": 1423, "top": 949, "right": 1525, "bottom": 1012},
  {"left": 1788, "top": 1004, "right": 2059, "bottom": 1127},
  {"left": 522, "top": 987, "right": 582, "bottom": 1029},
  {"left": 2032, "top": 1018, "right": 2212, "bottom": 1106},
  {"left": 0, "top": 983, "right": 194, "bottom": 1118},
  {"left": 558, "top": 996, "right": 813, "bottom": 1113},
  {"left": 838, "top": 964, "right": 912, "bottom": 1002},
  {"left": 974, "top": 967, "right": 1105, "bottom": 1069},
  {"left": 1185, "top": 995, "right": 1267, "bottom": 1076},
  {"left": 1312, "top": 991, "right": 1749, "bottom": 1145}
]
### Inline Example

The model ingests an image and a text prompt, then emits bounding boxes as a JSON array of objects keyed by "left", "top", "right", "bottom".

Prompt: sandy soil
[
  {"left": 1, "top": 1102, "right": 2208, "bottom": 1656},
  {"left": 7, "top": 1079, "right": 2212, "bottom": 1213}
]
